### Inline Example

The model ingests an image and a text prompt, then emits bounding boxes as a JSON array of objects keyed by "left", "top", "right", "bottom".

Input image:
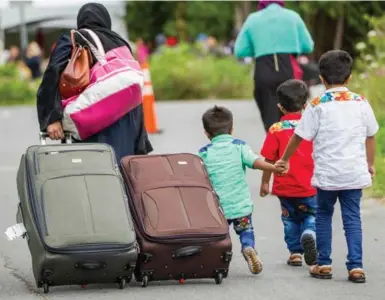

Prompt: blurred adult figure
[
  {"left": 25, "top": 41, "right": 42, "bottom": 79},
  {"left": 36, "top": 3, "right": 152, "bottom": 161},
  {"left": 136, "top": 38, "right": 149, "bottom": 64},
  {"left": 234, "top": 0, "right": 314, "bottom": 132},
  {"left": 7, "top": 46, "right": 21, "bottom": 63}
]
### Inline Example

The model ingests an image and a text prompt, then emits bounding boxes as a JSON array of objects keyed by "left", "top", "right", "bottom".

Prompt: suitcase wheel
[
  {"left": 141, "top": 275, "right": 149, "bottom": 288},
  {"left": 215, "top": 273, "right": 223, "bottom": 285},
  {"left": 118, "top": 278, "right": 127, "bottom": 289},
  {"left": 43, "top": 283, "right": 49, "bottom": 294}
]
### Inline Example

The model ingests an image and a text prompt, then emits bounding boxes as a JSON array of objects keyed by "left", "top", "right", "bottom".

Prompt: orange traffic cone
[{"left": 141, "top": 62, "right": 162, "bottom": 134}]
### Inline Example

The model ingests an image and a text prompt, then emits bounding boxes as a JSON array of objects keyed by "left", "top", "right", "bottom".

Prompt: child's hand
[
  {"left": 275, "top": 159, "right": 289, "bottom": 174},
  {"left": 369, "top": 165, "right": 375, "bottom": 178},
  {"left": 260, "top": 182, "right": 270, "bottom": 197}
]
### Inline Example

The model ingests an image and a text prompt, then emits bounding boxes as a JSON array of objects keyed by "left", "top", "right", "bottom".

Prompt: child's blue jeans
[
  {"left": 316, "top": 188, "right": 363, "bottom": 270},
  {"left": 278, "top": 196, "right": 317, "bottom": 254},
  {"left": 227, "top": 214, "right": 255, "bottom": 251}
]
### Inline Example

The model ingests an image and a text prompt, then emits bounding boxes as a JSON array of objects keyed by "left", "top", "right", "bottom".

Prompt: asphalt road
[{"left": 0, "top": 100, "right": 384, "bottom": 300}]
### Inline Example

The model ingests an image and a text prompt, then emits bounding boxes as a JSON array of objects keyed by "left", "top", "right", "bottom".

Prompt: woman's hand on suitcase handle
[{"left": 47, "top": 121, "right": 64, "bottom": 140}]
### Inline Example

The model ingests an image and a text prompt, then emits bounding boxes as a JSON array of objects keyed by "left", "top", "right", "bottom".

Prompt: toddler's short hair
[
  {"left": 277, "top": 79, "right": 309, "bottom": 112},
  {"left": 319, "top": 50, "right": 353, "bottom": 85},
  {"left": 202, "top": 106, "right": 233, "bottom": 138}
]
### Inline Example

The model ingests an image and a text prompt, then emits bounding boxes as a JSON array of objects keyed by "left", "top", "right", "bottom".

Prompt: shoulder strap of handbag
[
  {"left": 73, "top": 29, "right": 106, "bottom": 64},
  {"left": 82, "top": 29, "right": 106, "bottom": 56}
]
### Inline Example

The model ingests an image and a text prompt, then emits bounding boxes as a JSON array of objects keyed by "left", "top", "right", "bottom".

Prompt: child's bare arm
[
  {"left": 261, "top": 159, "right": 275, "bottom": 183},
  {"left": 366, "top": 136, "right": 376, "bottom": 176},
  {"left": 253, "top": 158, "right": 284, "bottom": 173}
]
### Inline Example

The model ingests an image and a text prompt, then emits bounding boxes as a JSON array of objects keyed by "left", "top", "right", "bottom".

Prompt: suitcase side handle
[
  {"left": 172, "top": 246, "right": 202, "bottom": 259},
  {"left": 75, "top": 261, "right": 106, "bottom": 270}
]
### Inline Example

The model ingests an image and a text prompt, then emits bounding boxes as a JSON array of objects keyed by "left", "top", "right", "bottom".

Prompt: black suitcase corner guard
[
  {"left": 221, "top": 251, "right": 233, "bottom": 262},
  {"left": 139, "top": 253, "right": 153, "bottom": 263}
]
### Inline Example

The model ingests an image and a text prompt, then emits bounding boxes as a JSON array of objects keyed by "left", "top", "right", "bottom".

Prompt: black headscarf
[{"left": 76, "top": 3, "right": 132, "bottom": 53}]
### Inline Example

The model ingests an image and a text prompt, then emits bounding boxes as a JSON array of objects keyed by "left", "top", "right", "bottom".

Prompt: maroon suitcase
[{"left": 120, "top": 153, "right": 233, "bottom": 287}]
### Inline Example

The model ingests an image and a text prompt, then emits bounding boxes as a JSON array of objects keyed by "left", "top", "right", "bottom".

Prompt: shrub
[
  {"left": 351, "top": 15, "right": 385, "bottom": 198},
  {"left": 149, "top": 43, "right": 253, "bottom": 100},
  {"left": 0, "top": 64, "right": 36, "bottom": 105}
]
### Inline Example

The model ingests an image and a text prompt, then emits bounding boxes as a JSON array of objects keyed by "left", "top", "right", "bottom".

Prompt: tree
[
  {"left": 287, "top": 1, "right": 385, "bottom": 58},
  {"left": 125, "top": 1, "right": 175, "bottom": 42}
]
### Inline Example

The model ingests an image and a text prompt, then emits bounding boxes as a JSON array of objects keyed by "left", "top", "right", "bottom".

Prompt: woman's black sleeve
[
  {"left": 36, "top": 34, "right": 72, "bottom": 131},
  {"left": 134, "top": 104, "right": 154, "bottom": 155}
]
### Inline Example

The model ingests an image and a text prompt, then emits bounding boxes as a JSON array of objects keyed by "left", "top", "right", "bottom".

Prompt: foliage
[
  {"left": 286, "top": 1, "right": 385, "bottom": 58},
  {"left": 125, "top": 1, "right": 175, "bottom": 43},
  {"left": 125, "top": 1, "right": 385, "bottom": 60},
  {"left": 149, "top": 43, "right": 253, "bottom": 100},
  {"left": 164, "top": 1, "right": 235, "bottom": 41},
  {"left": 0, "top": 64, "right": 36, "bottom": 106},
  {"left": 125, "top": 1, "right": 235, "bottom": 44},
  {"left": 350, "top": 15, "right": 385, "bottom": 197}
]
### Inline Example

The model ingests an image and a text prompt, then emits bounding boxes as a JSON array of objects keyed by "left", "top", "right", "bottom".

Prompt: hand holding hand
[
  {"left": 47, "top": 121, "right": 64, "bottom": 140},
  {"left": 275, "top": 159, "right": 289, "bottom": 174}
]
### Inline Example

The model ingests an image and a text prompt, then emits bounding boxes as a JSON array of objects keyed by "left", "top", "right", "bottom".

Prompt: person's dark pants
[
  {"left": 278, "top": 196, "right": 317, "bottom": 254},
  {"left": 316, "top": 188, "right": 363, "bottom": 270},
  {"left": 254, "top": 84, "right": 283, "bottom": 132},
  {"left": 254, "top": 54, "right": 297, "bottom": 132}
]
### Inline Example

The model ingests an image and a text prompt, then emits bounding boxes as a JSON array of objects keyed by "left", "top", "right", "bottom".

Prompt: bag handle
[
  {"left": 82, "top": 29, "right": 106, "bottom": 56},
  {"left": 70, "top": 30, "right": 76, "bottom": 48},
  {"left": 72, "top": 29, "right": 106, "bottom": 64}
]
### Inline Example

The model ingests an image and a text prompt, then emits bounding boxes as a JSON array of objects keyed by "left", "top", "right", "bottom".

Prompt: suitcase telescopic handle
[
  {"left": 172, "top": 246, "right": 202, "bottom": 259},
  {"left": 39, "top": 132, "right": 72, "bottom": 145}
]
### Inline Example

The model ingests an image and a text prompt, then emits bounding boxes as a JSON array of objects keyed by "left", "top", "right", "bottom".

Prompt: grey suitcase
[{"left": 16, "top": 133, "right": 138, "bottom": 293}]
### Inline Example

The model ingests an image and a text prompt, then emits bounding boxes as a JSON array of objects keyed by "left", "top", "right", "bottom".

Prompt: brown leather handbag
[{"left": 59, "top": 30, "right": 92, "bottom": 99}]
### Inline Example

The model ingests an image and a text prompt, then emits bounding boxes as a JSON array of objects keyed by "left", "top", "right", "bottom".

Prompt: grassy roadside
[{"left": 350, "top": 75, "right": 385, "bottom": 199}]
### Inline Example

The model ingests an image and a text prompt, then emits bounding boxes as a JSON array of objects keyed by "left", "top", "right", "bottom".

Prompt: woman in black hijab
[{"left": 37, "top": 3, "right": 153, "bottom": 161}]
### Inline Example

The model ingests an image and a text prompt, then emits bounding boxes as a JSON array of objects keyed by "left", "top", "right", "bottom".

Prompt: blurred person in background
[
  {"left": 25, "top": 41, "right": 42, "bottom": 79},
  {"left": 234, "top": 0, "right": 314, "bottom": 132},
  {"left": 36, "top": 2, "right": 152, "bottom": 160},
  {"left": 166, "top": 36, "right": 178, "bottom": 47},
  {"left": 136, "top": 38, "right": 150, "bottom": 65},
  {"left": 155, "top": 33, "right": 166, "bottom": 47},
  {"left": 7, "top": 46, "right": 21, "bottom": 63}
]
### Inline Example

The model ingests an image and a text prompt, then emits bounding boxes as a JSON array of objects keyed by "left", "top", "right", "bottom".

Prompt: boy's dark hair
[
  {"left": 319, "top": 50, "right": 353, "bottom": 85},
  {"left": 202, "top": 105, "right": 233, "bottom": 137},
  {"left": 276, "top": 79, "right": 309, "bottom": 112}
]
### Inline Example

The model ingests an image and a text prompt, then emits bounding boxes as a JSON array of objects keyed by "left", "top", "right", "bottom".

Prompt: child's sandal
[
  {"left": 287, "top": 253, "right": 302, "bottom": 267},
  {"left": 309, "top": 264, "right": 332, "bottom": 279},
  {"left": 348, "top": 268, "right": 366, "bottom": 283}
]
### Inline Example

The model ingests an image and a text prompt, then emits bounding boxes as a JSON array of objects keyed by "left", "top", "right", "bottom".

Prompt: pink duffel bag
[{"left": 62, "top": 29, "right": 143, "bottom": 140}]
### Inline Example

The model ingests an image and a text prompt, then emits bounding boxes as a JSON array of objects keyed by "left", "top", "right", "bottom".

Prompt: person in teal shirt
[
  {"left": 234, "top": 0, "right": 314, "bottom": 132},
  {"left": 198, "top": 105, "right": 285, "bottom": 275}
]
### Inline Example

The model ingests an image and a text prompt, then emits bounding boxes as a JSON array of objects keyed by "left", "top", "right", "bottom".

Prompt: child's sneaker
[
  {"left": 242, "top": 247, "right": 263, "bottom": 274},
  {"left": 348, "top": 268, "right": 366, "bottom": 283},
  {"left": 287, "top": 253, "right": 302, "bottom": 266},
  {"left": 309, "top": 265, "right": 332, "bottom": 279},
  {"left": 301, "top": 232, "right": 317, "bottom": 266}
]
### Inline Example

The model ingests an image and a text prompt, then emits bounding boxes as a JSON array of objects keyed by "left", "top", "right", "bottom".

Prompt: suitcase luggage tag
[{"left": 4, "top": 223, "right": 27, "bottom": 241}]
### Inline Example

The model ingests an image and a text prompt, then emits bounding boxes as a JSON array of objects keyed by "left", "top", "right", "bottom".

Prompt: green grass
[
  {"left": 350, "top": 74, "right": 385, "bottom": 199},
  {"left": 0, "top": 98, "right": 35, "bottom": 106}
]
